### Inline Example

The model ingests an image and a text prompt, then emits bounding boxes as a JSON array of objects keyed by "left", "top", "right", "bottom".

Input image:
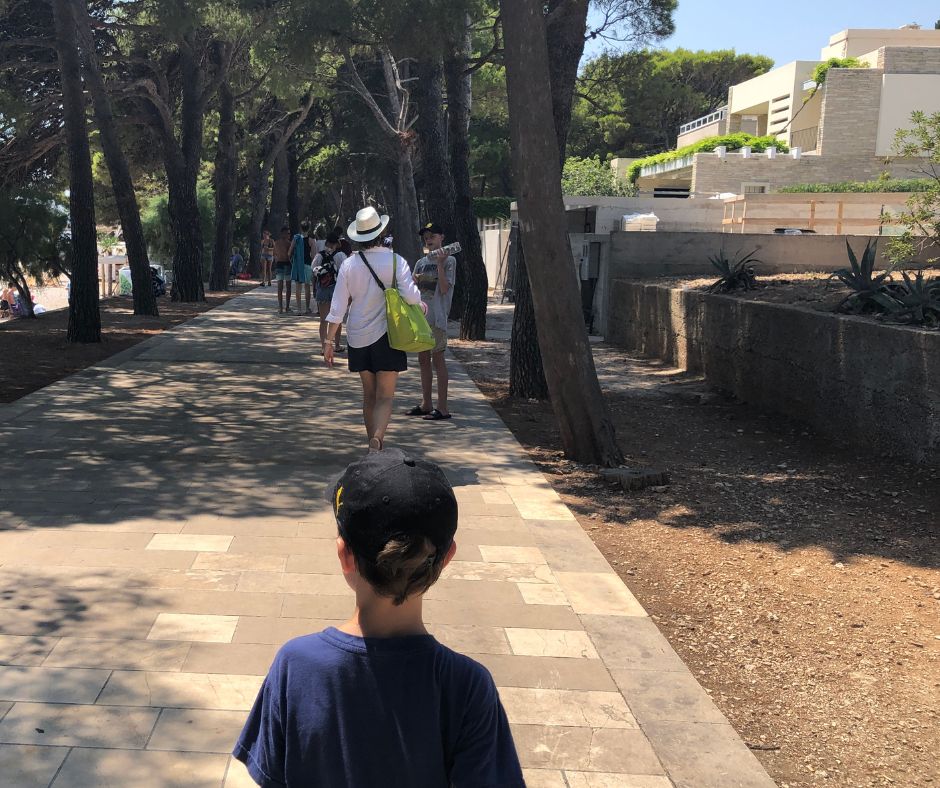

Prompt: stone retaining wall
[{"left": 607, "top": 281, "right": 940, "bottom": 463}]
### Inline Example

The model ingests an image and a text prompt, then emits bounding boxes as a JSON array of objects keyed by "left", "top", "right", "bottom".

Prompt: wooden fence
[{"left": 722, "top": 193, "right": 911, "bottom": 235}]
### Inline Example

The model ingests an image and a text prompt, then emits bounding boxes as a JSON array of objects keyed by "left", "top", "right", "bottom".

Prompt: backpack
[{"left": 316, "top": 249, "right": 338, "bottom": 289}]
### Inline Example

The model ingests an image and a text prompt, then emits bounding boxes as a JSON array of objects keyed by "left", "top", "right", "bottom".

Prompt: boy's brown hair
[{"left": 331, "top": 450, "right": 458, "bottom": 605}]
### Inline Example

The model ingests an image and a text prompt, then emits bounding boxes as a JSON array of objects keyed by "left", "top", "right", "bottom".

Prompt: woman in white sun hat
[{"left": 323, "top": 206, "right": 426, "bottom": 453}]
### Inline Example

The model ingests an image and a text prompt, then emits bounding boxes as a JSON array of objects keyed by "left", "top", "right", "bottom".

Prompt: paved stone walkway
[{"left": 0, "top": 289, "right": 775, "bottom": 787}]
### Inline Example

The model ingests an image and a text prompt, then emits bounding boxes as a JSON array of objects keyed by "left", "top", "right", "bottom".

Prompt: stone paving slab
[{"left": 0, "top": 289, "right": 775, "bottom": 787}]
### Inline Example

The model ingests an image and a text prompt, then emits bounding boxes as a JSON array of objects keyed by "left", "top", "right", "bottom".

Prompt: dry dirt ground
[
  {"left": 0, "top": 285, "right": 250, "bottom": 404},
  {"left": 451, "top": 304, "right": 940, "bottom": 788}
]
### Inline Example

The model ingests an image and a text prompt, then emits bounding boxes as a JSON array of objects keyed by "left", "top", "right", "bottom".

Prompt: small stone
[
  {"left": 834, "top": 562, "right": 845, "bottom": 569},
  {"left": 649, "top": 485, "right": 669, "bottom": 493}
]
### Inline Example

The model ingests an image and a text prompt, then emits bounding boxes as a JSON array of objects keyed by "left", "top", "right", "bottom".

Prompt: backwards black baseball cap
[
  {"left": 419, "top": 222, "right": 443, "bottom": 237},
  {"left": 330, "top": 449, "right": 458, "bottom": 563}
]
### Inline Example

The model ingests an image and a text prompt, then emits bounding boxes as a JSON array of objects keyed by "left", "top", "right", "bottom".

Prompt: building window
[{"left": 742, "top": 182, "right": 769, "bottom": 194}]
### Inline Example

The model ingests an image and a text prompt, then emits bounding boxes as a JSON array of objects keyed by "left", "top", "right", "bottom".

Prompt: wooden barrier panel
[{"left": 721, "top": 193, "right": 911, "bottom": 235}]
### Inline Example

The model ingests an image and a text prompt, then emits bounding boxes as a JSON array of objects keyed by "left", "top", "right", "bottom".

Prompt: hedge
[
  {"left": 627, "top": 133, "right": 790, "bottom": 184},
  {"left": 778, "top": 178, "right": 935, "bottom": 194}
]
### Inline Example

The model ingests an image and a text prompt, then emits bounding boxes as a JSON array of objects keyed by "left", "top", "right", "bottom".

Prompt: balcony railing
[
  {"left": 678, "top": 106, "right": 728, "bottom": 136},
  {"left": 639, "top": 153, "right": 695, "bottom": 179},
  {"left": 790, "top": 126, "right": 819, "bottom": 152}
]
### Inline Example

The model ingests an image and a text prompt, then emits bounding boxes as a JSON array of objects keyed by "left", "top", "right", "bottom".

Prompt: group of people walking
[{"left": 261, "top": 207, "right": 457, "bottom": 453}]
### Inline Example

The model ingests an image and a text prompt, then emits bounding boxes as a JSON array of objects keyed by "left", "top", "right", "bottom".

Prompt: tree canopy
[{"left": 569, "top": 48, "right": 774, "bottom": 160}]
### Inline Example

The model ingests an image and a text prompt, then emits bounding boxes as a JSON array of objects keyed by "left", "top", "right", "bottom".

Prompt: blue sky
[{"left": 585, "top": 1, "right": 938, "bottom": 65}]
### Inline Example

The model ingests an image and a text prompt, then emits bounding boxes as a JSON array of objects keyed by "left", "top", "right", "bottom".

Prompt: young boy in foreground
[{"left": 233, "top": 449, "right": 525, "bottom": 787}]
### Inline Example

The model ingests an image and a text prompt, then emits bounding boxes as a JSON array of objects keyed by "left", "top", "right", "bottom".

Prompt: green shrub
[
  {"left": 472, "top": 196, "right": 513, "bottom": 219},
  {"left": 810, "top": 57, "right": 863, "bottom": 88},
  {"left": 562, "top": 156, "right": 634, "bottom": 197},
  {"left": 141, "top": 186, "right": 216, "bottom": 268},
  {"left": 779, "top": 179, "right": 934, "bottom": 194},
  {"left": 627, "top": 133, "right": 789, "bottom": 184}
]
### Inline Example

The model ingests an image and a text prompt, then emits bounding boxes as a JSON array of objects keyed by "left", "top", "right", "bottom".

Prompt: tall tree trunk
[
  {"left": 414, "top": 57, "right": 457, "bottom": 238},
  {"left": 269, "top": 145, "right": 289, "bottom": 235},
  {"left": 210, "top": 79, "right": 236, "bottom": 291},
  {"left": 167, "top": 164, "right": 205, "bottom": 302},
  {"left": 247, "top": 141, "right": 270, "bottom": 277},
  {"left": 500, "top": 0, "right": 622, "bottom": 466},
  {"left": 414, "top": 56, "right": 464, "bottom": 317},
  {"left": 168, "top": 42, "right": 208, "bottom": 302},
  {"left": 395, "top": 144, "right": 422, "bottom": 267},
  {"left": 508, "top": 0, "right": 589, "bottom": 398},
  {"left": 545, "top": 0, "right": 590, "bottom": 160},
  {"left": 53, "top": 0, "right": 100, "bottom": 342},
  {"left": 245, "top": 96, "right": 315, "bottom": 275},
  {"left": 445, "top": 33, "right": 488, "bottom": 340},
  {"left": 70, "top": 0, "right": 156, "bottom": 316},
  {"left": 287, "top": 143, "right": 302, "bottom": 234},
  {"left": 508, "top": 231, "right": 547, "bottom": 399}
]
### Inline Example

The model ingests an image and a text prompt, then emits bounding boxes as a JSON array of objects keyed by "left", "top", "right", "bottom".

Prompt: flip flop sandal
[
  {"left": 423, "top": 409, "right": 452, "bottom": 421},
  {"left": 405, "top": 405, "right": 431, "bottom": 416}
]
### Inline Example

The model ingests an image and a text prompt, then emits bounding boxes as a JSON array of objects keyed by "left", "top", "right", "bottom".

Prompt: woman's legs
[
  {"left": 304, "top": 283, "right": 312, "bottom": 313},
  {"left": 359, "top": 371, "right": 377, "bottom": 440},
  {"left": 318, "top": 301, "right": 330, "bottom": 345},
  {"left": 358, "top": 370, "right": 399, "bottom": 446},
  {"left": 294, "top": 280, "right": 302, "bottom": 311},
  {"left": 372, "top": 371, "right": 399, "bottom": 444}
]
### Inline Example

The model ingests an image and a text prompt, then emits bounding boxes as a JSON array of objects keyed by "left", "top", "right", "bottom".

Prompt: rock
[{"left": 598, "top": 467, "right": 670, "bottom": 492}]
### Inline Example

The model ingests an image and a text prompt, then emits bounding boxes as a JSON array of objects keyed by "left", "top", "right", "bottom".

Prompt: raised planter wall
[
  {"left": 608, "top": 231, "right": 939, "bottom": 279},
  {"left": 607, "top": 281, "right": 940, "bottom": 463}
]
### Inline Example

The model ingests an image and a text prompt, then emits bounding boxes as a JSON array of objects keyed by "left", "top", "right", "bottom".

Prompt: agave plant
[
  {"left": 890, "top": 271, "right": 940, "bottom": 328},
  {"left": 707, "top": 248, "right": 760, "bottom": 293},
  {"left": 831, "top": 239, "right": 894, "bottom": 313}
]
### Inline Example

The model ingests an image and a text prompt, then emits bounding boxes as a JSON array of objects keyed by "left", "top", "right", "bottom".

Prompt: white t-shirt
[
  {"left": 312, "top": 249, "right": 347, "bottom": 275},
  {"left": 326, "top": 249, "right": 422, "bottom": 348}
]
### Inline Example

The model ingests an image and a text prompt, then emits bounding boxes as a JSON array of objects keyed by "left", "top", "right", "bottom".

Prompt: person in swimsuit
[
  {"left": 273, "top": 226, "right": 293, "bottom": 313},
  {"left": 260, "top": 229, "right": 275, "bottom": 287}
]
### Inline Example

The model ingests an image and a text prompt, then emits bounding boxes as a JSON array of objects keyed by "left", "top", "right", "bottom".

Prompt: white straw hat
[{"left": 347, "top": 206, "right": 390, "bottom": 242}]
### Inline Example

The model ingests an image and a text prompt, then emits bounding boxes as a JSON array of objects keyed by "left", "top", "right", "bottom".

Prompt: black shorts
[{"left": 348, "top": 333, "right": 407, "bottom": 374}]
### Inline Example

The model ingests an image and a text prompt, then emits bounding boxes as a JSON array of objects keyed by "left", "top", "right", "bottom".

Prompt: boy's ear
[
  {"left": 336, "top": 537, "right": 357, "bottom": 574},
  {"left": 441, "top": 540, "right": 458, "bottom": 570}
]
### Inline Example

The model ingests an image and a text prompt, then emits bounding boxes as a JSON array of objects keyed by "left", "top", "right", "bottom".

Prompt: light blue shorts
[{"left": 275, "top": 264, "right": 291, "bottom": 281}]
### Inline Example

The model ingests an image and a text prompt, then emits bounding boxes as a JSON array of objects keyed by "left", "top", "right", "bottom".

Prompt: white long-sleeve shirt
[{"left": 326, "top": 249, "right": 422, "bottom": 348}]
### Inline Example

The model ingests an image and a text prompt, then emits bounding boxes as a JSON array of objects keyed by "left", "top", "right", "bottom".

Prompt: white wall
[
  {"left": 563, "top": 197, "right": 725, "bottom": 233},
  {"left": 822, "top": 28, "right": 940, "bottom": 59},
  {"left": 477, "top": 219, "right": 511, "bottom": 291},
  {"left": 876, "top": 73, "right": 940, "bottom": 155}
]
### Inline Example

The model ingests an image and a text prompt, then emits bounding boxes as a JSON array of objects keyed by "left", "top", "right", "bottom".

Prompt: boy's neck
[{"left": 339, "top": 593, "right": 428, "bottom": 639}]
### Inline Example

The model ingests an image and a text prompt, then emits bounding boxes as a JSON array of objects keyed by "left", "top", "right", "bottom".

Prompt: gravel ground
[{"left": 451, "top": 303, "right": 940, "bottom": 788}]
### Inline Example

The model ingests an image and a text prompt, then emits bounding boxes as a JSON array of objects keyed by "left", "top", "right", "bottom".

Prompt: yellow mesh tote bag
[{"left": 359, "top": 252, "right": 435, "bottom": 352}]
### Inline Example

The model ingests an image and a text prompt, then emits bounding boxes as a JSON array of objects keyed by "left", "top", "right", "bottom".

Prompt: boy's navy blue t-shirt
[{"left": 233, "top": 627, "right": 525, "bottom": 787}]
